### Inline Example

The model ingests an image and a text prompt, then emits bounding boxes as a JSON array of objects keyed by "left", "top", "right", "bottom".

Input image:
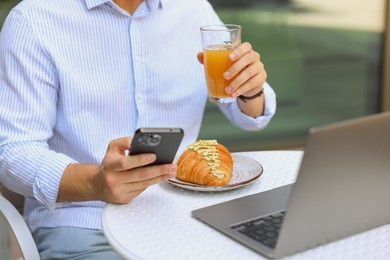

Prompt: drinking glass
[{"left": 200, "top": 24, "right": 242, "bottom": 103}]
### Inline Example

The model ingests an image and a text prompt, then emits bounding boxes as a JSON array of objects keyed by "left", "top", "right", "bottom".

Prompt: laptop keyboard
[{"left": 230, "top": 211, "right": 286, "bottom": 249}]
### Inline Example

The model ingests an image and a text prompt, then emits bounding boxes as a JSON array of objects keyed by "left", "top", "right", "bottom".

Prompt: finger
[
  {"left": 125, "top": 153, "right": 157, "bottom": 169},
  {"left": 106, "top": 136, "right": 132, "bottom": 154},
  {"left": 123, "top": 163, "right": 178, "bottom": 183},
  {"left": 224, "top": 61, "right": 263, "bottom": 97},
  {"left": 197, "top": 52, "right": 204, "bottom": 64},
  {"left": 124, "top": 172, "right": 174, "bottom": 194},
  {"left": 100, "top": 164, "right": 177, "bottom": 204},
  {"left": 224, "top": 51, "right": 261, "bottom": 82},
  {"left": 109, "top": 165, "right": 177, "bottom": 204},
  {"left": 102, "top": 152, "right": 156, "bottom": 173},
  {"left": 99, "top": 159, "right": 170, "bottom": 196},
  {"left": 231, "top": 73, "right": 266, "bottom": 98},
  {"left": 229, "top": 42, "right": 252, "bottom": 61},
  {"left": 227, "top": 61, "right": 264, "bottom": 94}
]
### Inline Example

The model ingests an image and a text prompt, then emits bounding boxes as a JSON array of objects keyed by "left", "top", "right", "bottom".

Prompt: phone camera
[
  {"left": 148, "top": 134, "right": 161, "bottom": 146},
  {"left": 139, "top": 134, "right": 161, "bottom": 147}
]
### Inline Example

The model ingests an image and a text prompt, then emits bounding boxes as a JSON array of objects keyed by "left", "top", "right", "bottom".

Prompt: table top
[{"left": 102, "top": 150, "right": 390, "bottom": 260}]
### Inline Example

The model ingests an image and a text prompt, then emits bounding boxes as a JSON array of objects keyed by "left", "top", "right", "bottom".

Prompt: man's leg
[{"left": 32, "top": 227, "right": 125, "bottom": 260}]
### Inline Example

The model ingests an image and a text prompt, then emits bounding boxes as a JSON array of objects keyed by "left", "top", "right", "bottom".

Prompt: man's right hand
[{"left": 58, "top": 137, "right": 178, "bottom": 204}]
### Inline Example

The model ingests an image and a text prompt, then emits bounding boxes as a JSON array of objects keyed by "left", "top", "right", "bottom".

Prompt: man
[{"left": 0, "top": 0, "right": 276, "bottom": 258}]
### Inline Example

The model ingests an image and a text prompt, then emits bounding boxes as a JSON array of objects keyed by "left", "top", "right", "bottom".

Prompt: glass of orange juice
[{"left": 200, "top": 24, "right": 242, "bottom": 103}]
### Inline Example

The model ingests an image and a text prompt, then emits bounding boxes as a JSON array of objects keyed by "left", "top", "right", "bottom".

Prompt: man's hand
[
  {"left": 58, "top": 137, "right": 177, "bottom": 204},
  {"left": 197, "top": 42, "right": 266, "bottom": 98},
  {"left": 197, "top": 42, "right": 266, "bottom": 117}
]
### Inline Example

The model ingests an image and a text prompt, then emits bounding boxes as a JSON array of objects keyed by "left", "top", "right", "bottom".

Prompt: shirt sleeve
[
  {"left": 217, "top": 82, "right": 277, "bottom": 131},
  {"left": 0, "top": 10, "right": 76, "bottom": 209}
]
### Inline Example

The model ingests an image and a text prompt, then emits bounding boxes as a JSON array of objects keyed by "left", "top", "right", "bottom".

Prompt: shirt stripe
[{"left": 0, "top": 0, "right": 276, "bottom": 232}]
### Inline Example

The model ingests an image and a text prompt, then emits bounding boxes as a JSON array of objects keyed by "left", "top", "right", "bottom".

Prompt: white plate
[{"left": 167, "top": 154, "right": 263, "bottom": 191}]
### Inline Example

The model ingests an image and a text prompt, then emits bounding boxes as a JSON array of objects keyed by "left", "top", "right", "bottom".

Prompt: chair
[{"left": 0, "top": 188, "right": 40, "bottom": 260}]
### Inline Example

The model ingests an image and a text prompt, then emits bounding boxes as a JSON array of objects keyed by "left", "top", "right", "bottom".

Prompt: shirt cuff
[
  {"left": 33, "top": 153, "right": 77, "bottom": 209},
  {"left": 225, "top": 82, "right": 277, "bottom": 130}
]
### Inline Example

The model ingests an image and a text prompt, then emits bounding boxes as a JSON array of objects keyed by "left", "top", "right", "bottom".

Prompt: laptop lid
[
  {"left": 274, "top": 111, "right": 390, "bottom": 258},
  {"left": 192, "top": 112, "right": 390, "bottom": 259}
]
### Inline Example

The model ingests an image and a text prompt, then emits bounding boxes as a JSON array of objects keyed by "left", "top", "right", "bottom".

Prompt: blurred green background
[
  {"left": 199, "top": 0, "right": 383, "bottom": 151},
  {"left": 1, "top": 0, "right": 385, "bottom": 152}
]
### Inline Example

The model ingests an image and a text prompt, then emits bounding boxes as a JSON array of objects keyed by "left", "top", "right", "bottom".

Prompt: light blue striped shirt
[{"left": 0, "top": 0, "right": 276, "bottom": 232}]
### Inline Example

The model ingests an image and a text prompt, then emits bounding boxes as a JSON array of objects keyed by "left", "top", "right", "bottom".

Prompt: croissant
[{"left": 177, "top": 140, "right": 233, "bottom": 186}]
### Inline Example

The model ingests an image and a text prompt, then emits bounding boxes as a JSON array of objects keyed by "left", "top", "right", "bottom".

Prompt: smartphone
[{"left": 129, "top": 128, "right": 184, "bottom": 165}]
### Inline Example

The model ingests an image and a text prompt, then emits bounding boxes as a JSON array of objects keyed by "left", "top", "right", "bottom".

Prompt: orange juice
[{"left": 203, "top": 45, "right": 236, "bottom": 99}]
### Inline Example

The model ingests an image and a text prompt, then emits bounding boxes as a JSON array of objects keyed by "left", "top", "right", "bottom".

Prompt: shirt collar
[
  {"left": 85, "top": 0, "right": 163, "bottom": 10},
  {"left": 148, "top": 0, "right": 164, "bottom": 10},
  {"left": 85, "top": 0, "right": 110, "bottom": 9}
]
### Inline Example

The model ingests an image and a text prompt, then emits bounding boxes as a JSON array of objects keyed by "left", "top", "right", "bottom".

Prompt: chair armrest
[{"left": 0, "top": 195, "right": 40, "bottom": 260}]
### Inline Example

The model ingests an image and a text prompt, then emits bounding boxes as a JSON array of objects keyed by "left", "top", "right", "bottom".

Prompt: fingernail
[
  {"left": 225, "top": 86, "right": 233, "bottom": 94},
  {"left": 223, "top": 71, "right": 231, "bottom": 79},
  {"left": 229, "top": 53, "right": 237, "bottom": 60},
  {"left": 231, "top": 92, "right": 238, "bottom": 98},
  {"left": 169, "top": 165, "right": 178, "bottom": 172}
]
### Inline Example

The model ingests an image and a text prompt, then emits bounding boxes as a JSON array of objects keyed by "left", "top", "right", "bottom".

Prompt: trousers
[{"left": 32, "top": 227, "right": 125, "bottom": 260}]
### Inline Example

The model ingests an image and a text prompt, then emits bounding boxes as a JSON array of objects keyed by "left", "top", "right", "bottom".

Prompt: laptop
[{"left": 192, "top": 112, "right": 390, "bottom": 259}]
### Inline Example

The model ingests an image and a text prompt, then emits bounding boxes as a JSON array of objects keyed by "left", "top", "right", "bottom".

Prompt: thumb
[{"left": 106, "top": 136, "right": 132, "bottom": 154}]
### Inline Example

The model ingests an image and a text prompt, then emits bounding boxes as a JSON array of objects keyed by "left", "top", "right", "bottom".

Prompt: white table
[{"left": 102, "top": 151, "right": 390, "bottom": 260}]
